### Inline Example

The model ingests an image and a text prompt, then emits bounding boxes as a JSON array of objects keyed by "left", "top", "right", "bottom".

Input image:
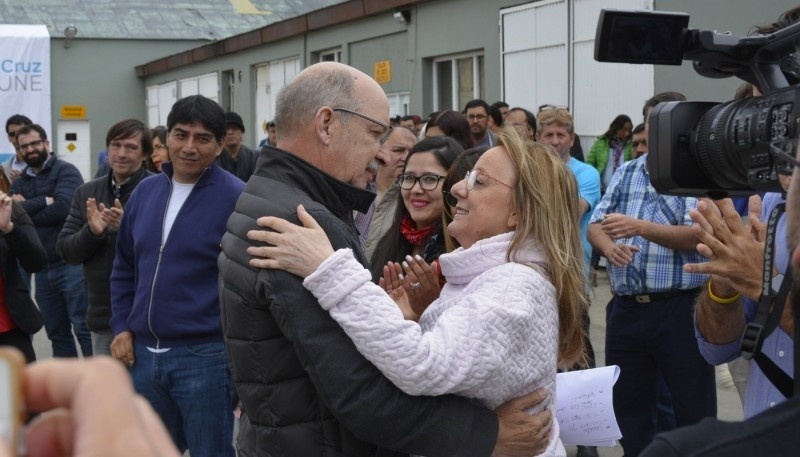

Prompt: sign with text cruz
[{"left": 0, "top": 25, "right": 51, "bottom": 159}]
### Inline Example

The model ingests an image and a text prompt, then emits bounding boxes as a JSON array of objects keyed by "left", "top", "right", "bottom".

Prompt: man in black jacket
[
  {"left": 57, "top": 119, "right": 153, "bottom": 355},
  {"left": 10, "top": 124, "right": 89, "bottom": 358},
  {"left": 218, "top": 111, "right": 258, "bottom": 181},
  {"left": 219, "top": 62, "right": 550, "bottom": 457}
]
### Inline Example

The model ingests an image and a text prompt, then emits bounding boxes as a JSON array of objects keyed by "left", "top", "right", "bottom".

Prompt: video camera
[{"left": 595, "top": 9, "right": 800, "bottom": 198}]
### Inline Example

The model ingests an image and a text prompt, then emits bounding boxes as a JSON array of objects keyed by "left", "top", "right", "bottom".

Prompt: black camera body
[{"left": 595, "top": 9, "right": 800, "bottom": 198}]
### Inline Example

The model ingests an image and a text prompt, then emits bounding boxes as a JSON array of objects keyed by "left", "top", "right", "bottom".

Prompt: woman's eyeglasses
[
  {"left": 443, "top": 190, "right": 458, "bottom": 207},
  {"left": 465, "top": 169, "right": 512, "bottom": 191},
  {"left": 397, "top": 173, "right": 445, "bottom": 191}
]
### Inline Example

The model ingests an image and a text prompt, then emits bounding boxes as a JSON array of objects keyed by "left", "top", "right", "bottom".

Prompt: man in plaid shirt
[{"left": 588, "top": 92, "right": 716, "bottom": 456}]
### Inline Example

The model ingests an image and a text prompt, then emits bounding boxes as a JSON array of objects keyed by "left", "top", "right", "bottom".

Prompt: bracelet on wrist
[{"left": 707, "top": 280, "right": 740, "bottom": 304}]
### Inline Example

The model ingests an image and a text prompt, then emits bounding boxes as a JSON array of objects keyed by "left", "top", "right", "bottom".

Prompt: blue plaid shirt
[{"left": 589, "top": 155, "right": 707, "bottom": 295}]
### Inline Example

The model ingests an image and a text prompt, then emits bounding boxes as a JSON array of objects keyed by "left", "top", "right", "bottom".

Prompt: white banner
[{"left": 0, "top": 25, "right": 51, "bottom": 163}]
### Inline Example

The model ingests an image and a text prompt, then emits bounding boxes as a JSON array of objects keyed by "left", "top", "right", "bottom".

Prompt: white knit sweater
[{"left": 304, "top": 232, "right": 565, "bottom": 456}]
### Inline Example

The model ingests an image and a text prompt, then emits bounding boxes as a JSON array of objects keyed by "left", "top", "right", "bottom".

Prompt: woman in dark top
[
  {"left": 0, "top": 193, "right": 47, "bottom": 362},
  {"left": 369, "top": 137, "right": 463, "bottom": 283}
]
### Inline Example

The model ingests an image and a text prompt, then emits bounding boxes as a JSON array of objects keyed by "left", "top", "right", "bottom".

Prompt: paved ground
[{"left": 30, "top": 267, "right": 744, "bottom": 455}]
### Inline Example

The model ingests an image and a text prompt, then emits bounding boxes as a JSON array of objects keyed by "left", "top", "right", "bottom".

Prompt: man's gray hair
[{"left": 274, "top": 66, "right": 359, "bottom": 138}]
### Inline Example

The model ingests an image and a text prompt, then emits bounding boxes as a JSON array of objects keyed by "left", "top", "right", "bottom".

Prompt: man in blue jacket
[
  {"left": 110, "top": 95, "right": 243, "bottom": 457},
  {"left": 10, "top": 124, "right": 90, "bottom": 358}
]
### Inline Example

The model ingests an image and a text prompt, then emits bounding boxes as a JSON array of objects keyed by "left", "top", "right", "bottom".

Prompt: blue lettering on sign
[
  {"left": 0, "top": 60, "right": 44, "bottom": 73},
  {"left": 0, "top": 74, "right": 44, "bottom": 92}
]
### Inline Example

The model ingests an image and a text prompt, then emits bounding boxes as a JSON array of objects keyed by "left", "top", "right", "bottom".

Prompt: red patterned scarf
[{"left": 400, "top": 212, "right": 438, "bottom": 246}]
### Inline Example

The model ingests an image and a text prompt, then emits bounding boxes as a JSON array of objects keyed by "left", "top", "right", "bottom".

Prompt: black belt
[{"left": 617, "top": 288, "right": 701, "bottom": 304}]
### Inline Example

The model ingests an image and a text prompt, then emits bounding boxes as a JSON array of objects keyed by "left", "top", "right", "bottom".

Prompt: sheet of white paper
[{"left": 555, "top": 365, "right": 622, "bottom": 447}]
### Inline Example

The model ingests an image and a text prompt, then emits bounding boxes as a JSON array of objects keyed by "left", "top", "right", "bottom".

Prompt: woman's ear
[{"left": 507, "top": 211, "right": 518, "bottom": 229}]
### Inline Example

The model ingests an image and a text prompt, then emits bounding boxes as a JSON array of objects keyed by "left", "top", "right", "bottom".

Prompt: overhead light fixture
[
  {"left": 64, "top": 25, "right": 78, "bottom": 48},
  {"left": 393, "top": 9, "right": 411, "bottom": 25}
]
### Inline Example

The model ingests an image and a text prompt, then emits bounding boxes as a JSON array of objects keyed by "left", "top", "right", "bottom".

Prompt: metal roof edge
[{"left": 135, "top": 0, "right": 425, "bottom": 78}]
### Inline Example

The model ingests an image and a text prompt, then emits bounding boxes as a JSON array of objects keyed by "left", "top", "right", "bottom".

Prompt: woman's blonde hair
[{"left": 498, "top": 128, "right": 587, "bottom": 369}]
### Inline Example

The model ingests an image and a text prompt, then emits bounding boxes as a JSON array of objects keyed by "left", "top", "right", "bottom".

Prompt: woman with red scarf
[{"left": 368, "top": 137, "right": 462, "bottom": 294}]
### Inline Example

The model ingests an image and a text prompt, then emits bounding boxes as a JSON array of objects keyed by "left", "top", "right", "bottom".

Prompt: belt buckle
[{"left": 635, "top": 294, "right": 651, "bottom": 304}]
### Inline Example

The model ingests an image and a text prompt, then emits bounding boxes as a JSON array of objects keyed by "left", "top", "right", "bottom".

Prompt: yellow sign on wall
[
  {"left": 60, "top": 105, "right": 87, "bottom": 119},
  {"left": 374, "top": 60, "right": 391, "bottom": 84}
]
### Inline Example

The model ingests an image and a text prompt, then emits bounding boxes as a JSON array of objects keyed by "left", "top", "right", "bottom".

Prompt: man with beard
[
  {"left": 10, "top": 124, "right": 90, "bottom": 358},
  {"left": 464, "top": 99, "right": 496, "bottom": 147},
  {"left": 218, "top": 111, "right": 259, "bottom": 181},
  {"left": 3, "top": 114, "right": 33, "bottom": 185}
]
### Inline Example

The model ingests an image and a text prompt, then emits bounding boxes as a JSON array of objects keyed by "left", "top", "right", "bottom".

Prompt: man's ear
[{"left": 316, "top": 107, "right": 335, "bottom": 146}]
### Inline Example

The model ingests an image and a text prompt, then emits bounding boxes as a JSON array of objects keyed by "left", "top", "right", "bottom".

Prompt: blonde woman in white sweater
[{"left": 249, "top": 129, "right": 587, "bottom": 456}]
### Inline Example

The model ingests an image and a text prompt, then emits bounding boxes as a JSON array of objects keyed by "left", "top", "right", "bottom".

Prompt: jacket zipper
[
  {"left": 144, "top": 168, "right": 209, "bottom": 349},
  {"left": 146, "top": 177, "right": 174, "bottom": 349}
]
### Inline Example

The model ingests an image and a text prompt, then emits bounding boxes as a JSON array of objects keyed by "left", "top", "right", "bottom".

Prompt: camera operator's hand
[{"left": 684, "top": 196, "right": 765, "bottom": 300}]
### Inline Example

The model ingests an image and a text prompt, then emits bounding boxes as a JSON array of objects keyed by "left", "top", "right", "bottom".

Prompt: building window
[
  {"left": 433, "top": 53, "right": 484, "bottom": 111},
  {"left": 387, "top": 92, "right": 410, "bottom": 117},
  {"left": 319, "top": 49, "right": 342, "bottom": 63}
]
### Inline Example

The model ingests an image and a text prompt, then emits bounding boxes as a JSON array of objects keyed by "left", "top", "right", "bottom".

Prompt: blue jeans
[
  {"left": 130, "top": 342, "right": 235, "bottom": 457},
  {"left": 606, "top": 292, "right": 716, "bottom": 456},
  {"left": 35, "top": 261, "right": 92, "bottom": 357}
]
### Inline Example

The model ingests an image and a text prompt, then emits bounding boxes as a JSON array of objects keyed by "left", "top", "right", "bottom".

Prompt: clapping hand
[
  {"left": 87, "top": 198, "right": 125, "bottom": 235},
  {"left": 379, "top": 255, "right": 440, "bottom": 321},
  {"left": 0, "top": 192, "right": 13, "bottom": 234}
]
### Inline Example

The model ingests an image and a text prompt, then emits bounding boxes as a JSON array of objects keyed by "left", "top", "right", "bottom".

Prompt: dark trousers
[{"left": 606, "top": 292, "right": 716, "bottom": 456}]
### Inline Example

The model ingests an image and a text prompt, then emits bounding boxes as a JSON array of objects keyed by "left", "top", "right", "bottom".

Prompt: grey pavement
[{"left": 30, "top": 267, "right": 744, "bottom": 455}]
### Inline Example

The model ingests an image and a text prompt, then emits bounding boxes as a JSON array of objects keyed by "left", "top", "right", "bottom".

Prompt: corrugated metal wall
[{"left": 501, "top": 0, "right": 654, "bottom": 140}]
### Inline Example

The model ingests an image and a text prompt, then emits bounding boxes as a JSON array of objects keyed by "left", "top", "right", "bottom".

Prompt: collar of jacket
[
  {"left": 105, "top": 166, "right": 153, "bottom": 196},
  {"left": 257, "top": 146, "right": 375, "bottom": 215},
  {"left": 159, "top": 161, "right": 222, "bottom": 188}
]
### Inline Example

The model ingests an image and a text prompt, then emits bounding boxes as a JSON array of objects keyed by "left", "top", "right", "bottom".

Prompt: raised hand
[
  {"left": 86, "top": 198, "right": 107, "bottom": 236},
  {"left": 684, "top": 197, "right": 764, "bottom": 300},
  {"left": 102, "top": 198, "right": 124, "bottom": 232},
  {"left": 0, "top": 192, "right": 13, "bottom": 234},
  {"left": 380, "top": 261, "right": 418, "bottom": 320},
  {"left": 400, "top": 255, "right": 440, "bottom": 318}
]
